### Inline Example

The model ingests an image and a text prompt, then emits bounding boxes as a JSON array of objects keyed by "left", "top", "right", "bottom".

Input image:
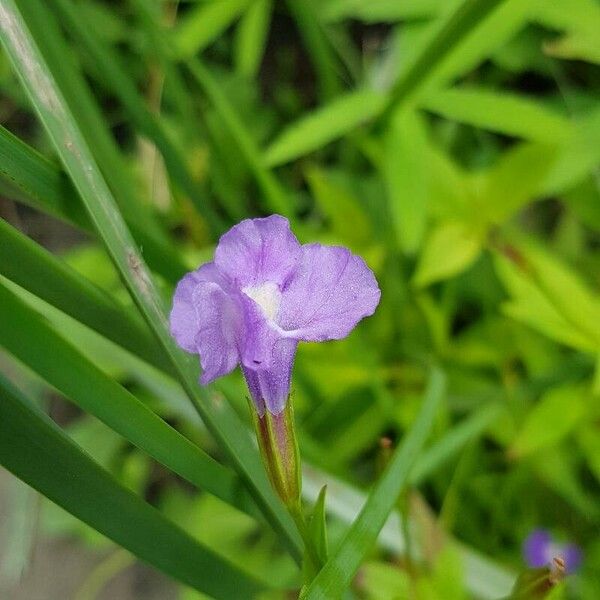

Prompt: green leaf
[
  {"left": 0, "top": 374, "right": 265, "bottom": 598},
  {"left": 494, "top": 251, "right": 598, "bottom": 352},
  {"left": 0, "top": 280, "right": 258, "bottom": 517},
  {"left": 530, "top": 0, "right": 600, "bottom": 64},
  {"left": 413, "top": 221, "right": 483, "bottom": 287},
  {"left": 421, "top": 86, "right": 572, "bottom": 142},
  {"left": 384, "top": 108, "right": 430, "bottom": 254},
  {"left": 174, "top": 0, "right": 251, "bottom": 59},
  {"left": 523, "top": 244, "right": 600, "bottom": 346},
  {"left": 510, "top": 384, "right": 588, "bottom": 457},
  {"left": 285, "top": 0, "right": 341, "bottom": 100},
  {"left": 51, "top": 0, "right": 223, "bottom": 233},
  {"left": 186, "top": 58, "right": 291, "bottom": 215},
  {"left": 0, "top": 0, "right": 302, "bottom": 562},
  {"left": 321, "top": 0, "right": 445, "bottom": 23},
  {"left": 305, "top": 167, "right": 371, "bottom": 246},
  {"left": 476, "top": 143, "right": 557, "bottom": 224},
  {"left": 380, "top": 0, "right": 512, "bottom": 120},
  {"left": 355, "top": 561, "right": 411, "bottom": 599},
  {"left": 234, "top": 0, "right": 272, "bottom": 78},
  {"left": 423, "top": 0, "right": 535, "bottom": 91},
  {"left": 0, "top": 218, "right": 172, "bottom": 374},
  {"left": 302, "top": 369, "right": 446, "bottom": 600},
  {"left": 410, "top": 402, "right": 503, "bottom": 485},
  {"left": 0, "top": 116, "right": 187, "bottom": 285},
  {"left": 540, "top": 107, "right": 600, "bottom": 195},
  {"left": 264, "top": 89, "right": 386, "bottom": 167},
  {"left": 307, "top": 485, "right": 329, "bottom": 567}
]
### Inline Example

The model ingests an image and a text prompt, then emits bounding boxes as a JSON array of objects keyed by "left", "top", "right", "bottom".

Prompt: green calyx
[{"left": 251, "top": 399, "right": 301, "bottom": 511}]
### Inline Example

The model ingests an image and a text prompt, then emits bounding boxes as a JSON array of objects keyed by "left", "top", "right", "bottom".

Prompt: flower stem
[{"left": 289, "top": 502, "right": 325, "bottom": 580}]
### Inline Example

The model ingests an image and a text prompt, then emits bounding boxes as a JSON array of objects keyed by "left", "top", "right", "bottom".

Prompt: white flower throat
[{"left": 243, "top": 281, "right": 282, "bottom": 321}]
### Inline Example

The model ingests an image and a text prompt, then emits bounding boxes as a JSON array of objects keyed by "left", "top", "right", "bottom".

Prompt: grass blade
[
  {"left": 0, "top": 218, "right": 171, "bottom": 373},
  {"left": 0, "top": 374, "right": 265, "bottom": 598},
  {"left": 0, "top": 0, "right": 302, "bottom": 562},
  {"left": 52, "top": 0, "right": 223, "bottom": 234},
  {"left": 303, "top": 368, "right": 446, "bottom": 599},
  {"left": 409, "top": 402, "right": 503, "bottom": 485},
  {"left": 285, "top": 0, "right": 341, "bottom": 100},
  {"left": 187, "top": 58, "right": 291, "bottom": 215},
  {"left": 0, "top": 124, "right": 187, "bottom": 283},
  {"left": 234, "top": 0, "right": 273, "bottom": 79},
  {"left": 380, "top": 0, "right": 506, "bottom": 121},
  {"left": 174, "top": 0, "right": 251, "bottom": 59},
  {"left": 0, "top": 280, "right": 257, "bottom": 517},
  {"left": 301, "top": 466, "right": 515, "bottom": 599},
  {"left": 3, "top": 0, "right": 166, "bottom": 244}
]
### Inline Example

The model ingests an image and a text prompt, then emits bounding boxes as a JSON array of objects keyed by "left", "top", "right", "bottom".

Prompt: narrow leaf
[
  {"left": 384, "top": 108, "right": 429, "bottom": 254},
  {"left": 234, "top": 0, "right": 272, "bottom": 78},
  {"left": 421, "top": 86, "right": 571, "bottom": 142},
  {"left": 264, "top": 89, "right": 386, "bottom": 167},
  {"left": 187, "top": 58, "right": 291, "bottom": 215},
  {"left": 0, "top": 0, "right": 302, "bottom": 562},
  {"left": 381, "top": 0, "right": 507, "bottom": 120},
  {"left": 52, "top": 0, "right": 223, "bottom": 233},
  {"left": 174, "top": 0, "right": 251, "bottom": 59},
  {"left": 413, "top": 221, "right": 482, "bottom": 287},
  {"left": 303, "top": 369, "right": 446, "bottom": 599},
  {"left": 510, "top": 385, "right": 588, "bottom": 458},
  {"left": 0, "top": 218, "right": 170, "bottom": 373},
  {"left": 0, "top": 374, "right": 265, "bottom": 599},
  {"left": 0, "top": 280, "right": 256, "bottom": 517}
]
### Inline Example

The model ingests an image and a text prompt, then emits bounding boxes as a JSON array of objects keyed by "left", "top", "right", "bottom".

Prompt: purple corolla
[
  {"left": 523, "top": 529, "right": 582, "bottom": 574},
  {"left": 169, "top": 215, "right": 380, "bottom": 416}
]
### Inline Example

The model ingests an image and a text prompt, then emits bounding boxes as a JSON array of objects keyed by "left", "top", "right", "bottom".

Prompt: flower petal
[
  {"left": 214, "top": 215, "right": 301, "bottom": 288},
  {"left": 169, "top": 262, "right": 227, "bottom": 352},
  {"left": 239, "top": 293, "right": 283, "bottom": 370},
  {"left": 523, "top": 529, "right": 552, "bottom": 568},
  {"left": 242, "top": 338, "right": 298, "bottom": 415},
  {"left": 563, "top": 543, "right": 583, "bottom": 573},
  {"left": 169, "top": 262, "right": 241, "bottom": 384},
  {"left": 193, "top": 282, "right": 242, "bottom": 384},
  {"left": 278, "top": 243, "right": 380, "bottom": 341}
]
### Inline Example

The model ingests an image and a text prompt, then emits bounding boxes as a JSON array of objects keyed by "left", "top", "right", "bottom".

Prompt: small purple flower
[
  {"left": 523, "top": 529, "right": 582, "bottom": 574},
  {"left": 169, "top": 215, "right": 381, "bottom": 416}
]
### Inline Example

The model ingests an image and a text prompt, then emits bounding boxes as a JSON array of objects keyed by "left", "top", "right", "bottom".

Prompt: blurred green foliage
[{"left": 0, "top": 0, "right": 599, "bottom": 598}]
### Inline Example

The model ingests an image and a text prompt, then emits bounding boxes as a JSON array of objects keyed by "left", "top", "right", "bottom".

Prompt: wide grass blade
[
  {"left": 303, "top": 368, "right": 446, "bottom": 599},
  {"left": 0, "top": 218, "right": 171, "bottom": 374},
  {"left": 0, "top": 124, "right": 187, "bottom": 283},
  {"left": 0, "top": 280, "right": 257, "bottom": 517},
  {"left": 0, "top": 374, "right": 265, "bottom": 599},
  {"left": 0, "top": 0, "right": 302, "bottom": 562}
]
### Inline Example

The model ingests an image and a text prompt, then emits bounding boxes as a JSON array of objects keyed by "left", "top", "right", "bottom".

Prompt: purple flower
[
  {"left": 523, "top": 529, "right": 582, "bottom": 574},
  {"left": 169, "top": 215, "right": 381, "bottom": 416}
]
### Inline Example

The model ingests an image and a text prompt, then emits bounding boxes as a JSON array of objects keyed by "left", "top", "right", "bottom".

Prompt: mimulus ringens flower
[
  {"left": 523, "top": 529, "right": 582, "bottom": 574},
  {"left": 169, "top": 215, "right": 381, "bottom": 416}
]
